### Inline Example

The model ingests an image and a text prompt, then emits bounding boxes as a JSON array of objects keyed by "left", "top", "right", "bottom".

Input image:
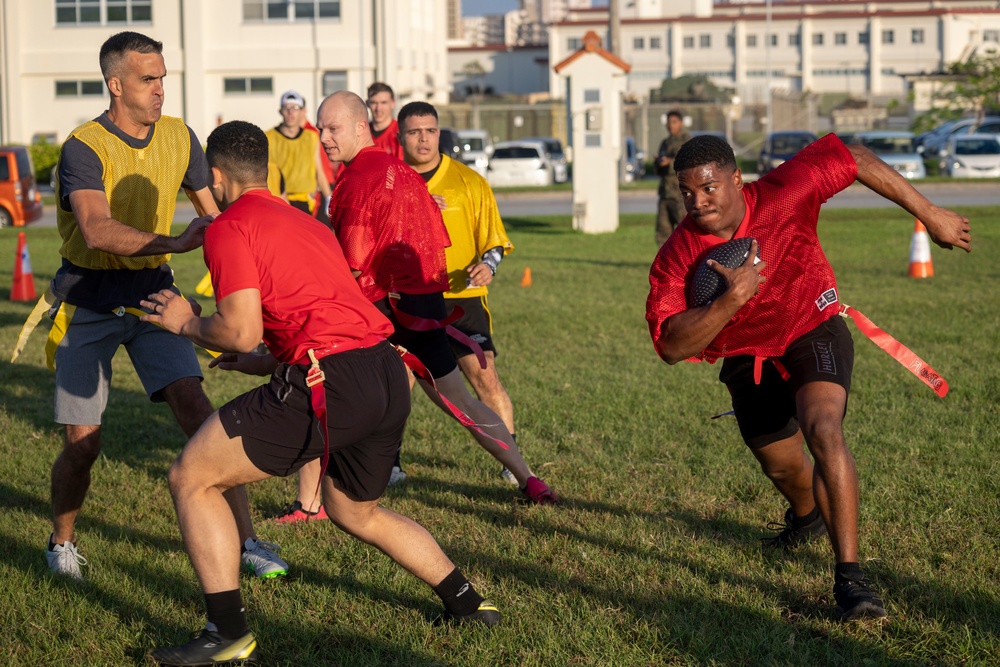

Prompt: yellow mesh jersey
[
  {"left": 265, "top": 127, "right": 318, "bottom": 203},
  {"left": 426, "top": 155, "right": 513, "bottom": 298},
  {"left": 57, "top": 116, "right": 190, "bottom": 270}
]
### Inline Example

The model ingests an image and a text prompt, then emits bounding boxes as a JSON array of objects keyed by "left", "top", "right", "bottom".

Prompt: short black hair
[
  {"left": 99, "top": 31, "right": 162, "bottom": 80},
  {"left": 367, "top": 82, "right": 395, "bottom": 100},
  {"left": 206, "top": 121, "right": 269, "bottom": 185},
  {"left": 667, "top": 109, "right": 683, "bottom": 121},
  {"left": 397, "top": 101, "right": 438, "bottom": 130},
  {"left": 674, "top": 135, "right": 736, "bottom": 174}
]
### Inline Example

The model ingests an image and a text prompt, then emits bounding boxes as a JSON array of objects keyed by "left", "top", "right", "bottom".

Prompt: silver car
[
  {"left": 850, "top": 131, "right": 926, "bottom": 179},
  {"left": 487, "top": 140, "right": 553, "bottom": 187},
  {"left": 938, "top": 134, "right": 1000, "bottom": 178}
]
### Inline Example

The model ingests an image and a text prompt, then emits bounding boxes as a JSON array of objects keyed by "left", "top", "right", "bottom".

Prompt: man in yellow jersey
[
  {"left": 44, "top": 31, "right": 285, "bottom": 581},
  {"left": 397, "top": 101, "right": 547, "bottom": 492},
  {"left": 265, "top": 90, "right": 332, "bottom": 217}
]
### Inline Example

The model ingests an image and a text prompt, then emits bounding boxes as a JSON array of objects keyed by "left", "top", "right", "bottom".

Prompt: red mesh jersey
[
  {"left": 330, "top": 146, "right": 451, "bottom": 302},
  {"left": 646, "top": 134, "right": 858, "bottom": 362},
  {"left": 373, "top": 119, "right": 404, "bottom": 160}
]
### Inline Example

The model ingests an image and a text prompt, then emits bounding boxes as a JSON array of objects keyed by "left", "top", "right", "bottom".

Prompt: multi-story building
[
  {"left": 0, "top": 0, "right": 448, "bottom": 145},
  {"left": 548, "top": 0, "right": 1000, "bottom": 105}
]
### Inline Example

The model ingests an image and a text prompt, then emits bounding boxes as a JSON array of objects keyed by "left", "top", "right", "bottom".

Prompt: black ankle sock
[
  {"left": 433, "top": 568, "right": 484, "bottom": 616},
  {"left": 205, "top": 590, "right": 249, "bottom": 640},
  {"left": 792, "top": 506, "right": 821, "bottom": 527},
  {"left": 835, "top": 562, "right": 864, "bottom": 582}
]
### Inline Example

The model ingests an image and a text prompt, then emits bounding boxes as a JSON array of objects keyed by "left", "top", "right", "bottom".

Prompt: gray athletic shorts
[{"left": 54, "top": 305, "right": 203, "bottom": 425}]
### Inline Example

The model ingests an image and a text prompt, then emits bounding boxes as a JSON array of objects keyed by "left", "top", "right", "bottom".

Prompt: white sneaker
[
  {"left": 47, "top": 535, "right": 86, "bottom": 580},
  {"left": 500, "top": 468, "right": 518, "bottom": 486},
  {"left": 388, "top": 465, "right": 407, "bottom": 486},
  {"left": 241, "top": 538, "right": 288, "bottom": 579}
]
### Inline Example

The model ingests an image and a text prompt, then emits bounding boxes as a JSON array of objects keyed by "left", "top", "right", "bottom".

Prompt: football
[{"left": 687, "top": 237, "right": 760, "bottom": 308}]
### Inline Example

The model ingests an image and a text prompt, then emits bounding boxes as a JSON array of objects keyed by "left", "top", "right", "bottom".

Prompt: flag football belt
[
  {"left": 839, "top": 304, "right": 948, "bottom": 398},
  {"left": 11, "top": 287, "right": 219, "bottom": 370},
  {"left": 748, "top": 306, "right": 947, "bottom": 398},
  {"left": 387, "top": 293, "right": 487, "bottom": 370},
  {"left": 299, "top": 337, "right": 510, "bottom": 503}
]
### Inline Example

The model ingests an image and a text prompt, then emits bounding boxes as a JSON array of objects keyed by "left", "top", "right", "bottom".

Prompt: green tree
[
  {"left": 933, "top": 51, "right": 1000, "bottom": 124},
  {"left": 29, "top": 137, "right": 62, "bottom": 184}
]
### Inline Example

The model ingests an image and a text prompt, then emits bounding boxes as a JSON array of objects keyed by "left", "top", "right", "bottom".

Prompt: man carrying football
[{"left": 645, "top": 134, "right": 971, "bottom": 622}]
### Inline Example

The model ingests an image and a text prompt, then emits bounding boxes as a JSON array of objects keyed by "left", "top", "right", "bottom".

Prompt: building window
[
  {"left": 224, "top": 77, "right": 273, "bottom": 94},
  {"left": 769, "top": 34, "right": 778, "bottom": 46},
  {"left": 633, "top": 37, "right": 644, "bottom": 50},
  {"left": 985, "top": 30, "right": 1000, "bottom": 43},
  {"left": 56, "top": 0, "right": 151, "bottom": 25},
  {"left": 789, "top": 33, "right": 800, "bottom": 47},
  {"left": 650, "top": 36, "right": 661, "bottom": 49},
  {"left": 835, "top": 32, "right": 847, "bottom": 46},
  {"left": 585, "top": 133, "right": 601, "bottom": 147},
  {"left": 882, "top": 29, "right": 894, "bottom": 44},
  {"left": 747, "top": 34, "right": 757, "bottom": 47},
  {"left": 859, "top": 31, "right": 869, "bottom": 45},
  {"left": 55, "top": 80, "right": 105, "bottom": 97},
  {"left": 243, "top": 0, "right": 341, "bottom": 22},
  {"left": 912, "top": 28, "right": 925, "bottom": 44},
  {"left": 584, "top": 88, "right": 600, "bottom": 103},
  {"left": 322, "top": 71, "right": 347, "bottom": 95},
  {"left": 568, "top": 37, "right": 581, "bottom": 50},
  {"left": 812, "top": 33, "right": 823, "bottom": 46},
  {"left": 683, "top": 35, "right": 694, "bottom": 49},
  {"left": 727, "top": 34, "right": 734, "bottom": 47},
  {"left": 699, "top": 34, "right": 711, "bottom": 48}
]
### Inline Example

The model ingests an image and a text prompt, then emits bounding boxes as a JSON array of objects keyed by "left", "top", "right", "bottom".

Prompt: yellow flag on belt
[{"left": 195, "top": 271, "right": 214, "bottom": 297}]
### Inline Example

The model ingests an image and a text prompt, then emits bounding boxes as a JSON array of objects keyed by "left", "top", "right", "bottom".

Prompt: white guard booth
[{"left": 553, "top": 31, "right": 631, "bottom": 234}]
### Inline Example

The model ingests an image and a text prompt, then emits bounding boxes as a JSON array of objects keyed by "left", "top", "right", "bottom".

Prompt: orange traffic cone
[
  {"left": 520, "top": 266, "right": 532, "bottom": 288},
  {"left": 11, "top": 231, "right": 36, "bottom": 301},
  {"left": 908, "top": 219, "right": 934, "bottom": 278}
]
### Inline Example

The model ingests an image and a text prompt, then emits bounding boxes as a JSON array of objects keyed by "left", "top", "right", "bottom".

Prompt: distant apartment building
[
  {"left": 548, "top": 0, "right": 1000, "bottom": 104},
  {"left": 0, "top": 0, "right": 449, "bottom": 145}
]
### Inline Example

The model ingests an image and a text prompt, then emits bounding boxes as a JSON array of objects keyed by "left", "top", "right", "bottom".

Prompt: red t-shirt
[
  {"left": 646, "top": 133, "right": 858, "bottom": 362},
  {"left": 328, "top": 146, "right": 451, "bottom": 302},
  {"left": 203, "top": 189, "right": 393, "bottom": 364},
  {"left": 372, "top": 119, "right": 404, "bottom": 160}
]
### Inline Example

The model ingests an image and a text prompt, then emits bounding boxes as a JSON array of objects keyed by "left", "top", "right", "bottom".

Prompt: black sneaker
[
  {"left": 434, "top": 600, "right": 502, "bottom": 627},
  {"left": 760, "top": 508, "right": 827, "bottom": 549},
  {"left": 149, "top": 626, "right": 257, "bottom": 665},
  {"left": 834, "top": 575, "right": 887, "bottom": 622}
]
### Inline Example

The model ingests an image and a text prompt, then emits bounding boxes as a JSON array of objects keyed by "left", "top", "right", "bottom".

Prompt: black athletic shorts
[
  {"left": 445, "top": 296, "right": 498, "bottom": 359},
  {"left": 719, "top": 316, "right": 854, "bottom": 449},
  {"left": 219, "top": 341, "right": 410, "bottom": 501},
  {"left": 374, "top": 292, "right": 457, "bottom": 379}
]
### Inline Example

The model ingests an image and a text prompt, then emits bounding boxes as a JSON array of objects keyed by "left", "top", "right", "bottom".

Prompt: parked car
[
  {"left": 919, "top": 116, "right": 1000, "bottom": 156},
  {"left": 458, "top": 129, "right": 493, "bottom": 178},
  {"left": 623, "top": 136, "right": 646, "bottom": 182},
  {"left": 0, "top": 145, "right": 43, "bottom": 228},
  {"left": 850, "top": 130, "right": 926, "bottom": 179},
  {"left": 437, "top": 127, "right": 467, "bottom": 164},
  {"left": 521, "top": 136, "right": 569, "bottom": 183},
  {"left": 487, "top": 140, "right": 553, "bottom": 187},
  {"left": 757, "top": 131, "right": 817, "bottom": 175},
  {"left": 938, "top": 133, "right": 1000, "bottom": 178}
]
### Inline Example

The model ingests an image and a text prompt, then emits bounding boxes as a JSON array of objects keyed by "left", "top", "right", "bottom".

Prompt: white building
[
  {"left": 548, "top": 0, "right": 1000, "bottom": 104},
  {"left": 0, "top": 0, "right": 449, "bottom": 145}
]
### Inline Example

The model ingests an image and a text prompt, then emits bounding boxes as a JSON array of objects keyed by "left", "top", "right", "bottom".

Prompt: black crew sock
[
  {"left": 835, "top": 562, "right": 864, "bottom": 583},
  {"left": 204, "top": 590, "right": 249, "bottom": 640},
  {"left": 433, "top": 568, "right": 484, "bottom": 616},
  {"left": 393, "top": 449, "right": 402, "bottom": 469},
  {"left": 791, "top": 506, "right": 821, "bottom": 528}
]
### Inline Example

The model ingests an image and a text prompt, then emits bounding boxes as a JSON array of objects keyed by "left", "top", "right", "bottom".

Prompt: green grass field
[{"left": 0, "top": 207, "right": 997, "bottom": 666}]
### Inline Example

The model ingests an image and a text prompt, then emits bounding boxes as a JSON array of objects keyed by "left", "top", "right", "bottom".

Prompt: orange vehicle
[{"left": 0, "top": 146, "right": 44, "bottom": 228}]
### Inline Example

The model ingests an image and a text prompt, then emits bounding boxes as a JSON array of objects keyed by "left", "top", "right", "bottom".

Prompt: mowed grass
[{"left": 0, "top": 205, "right": 997, "bottom": 666}]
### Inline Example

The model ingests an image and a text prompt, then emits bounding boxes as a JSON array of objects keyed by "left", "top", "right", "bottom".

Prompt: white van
[{"left": 458, "top": 129, "right": 493, "bottom": 178}]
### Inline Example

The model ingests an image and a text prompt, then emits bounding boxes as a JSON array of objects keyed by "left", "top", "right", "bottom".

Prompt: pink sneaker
[
  {"left": 522, "top": 477, "right": 558, "bottom": 505},
  {"left": 274, "top": 500, "right": 329, "bottom": 525}
]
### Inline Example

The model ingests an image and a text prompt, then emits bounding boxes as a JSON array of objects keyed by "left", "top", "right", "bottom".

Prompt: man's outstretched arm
[{"left": 848, "top": 144, "right": 971, "bottom": 252}]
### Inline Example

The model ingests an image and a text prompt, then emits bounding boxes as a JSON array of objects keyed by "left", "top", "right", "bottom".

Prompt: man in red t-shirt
[
  {"left": 366, "top": 81, "right": 404, "bottom": 160},
  {"left": 646, "top": 134, "right": 971, "bottom": 622},
  {"left": 311, "top": 90, "right": 556, "bottom": 505},
  {"left": 143, "top": 121, "right": 499, "bottom": 665}
]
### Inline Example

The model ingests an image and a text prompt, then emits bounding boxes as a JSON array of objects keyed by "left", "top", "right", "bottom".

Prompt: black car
[{"left": 757, "top": 131, "right": 817, "bottom": 175}]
